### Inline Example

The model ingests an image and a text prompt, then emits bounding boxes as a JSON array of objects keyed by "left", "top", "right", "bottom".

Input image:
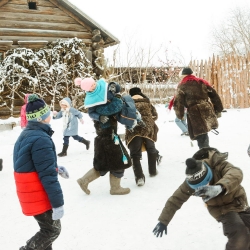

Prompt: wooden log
[
  {"left": 10, "top": 0, "right": 55, "bottom": 7},
  {"left": 1, "top": 3, "right": 67, "bottom": 16},
  {"left": 0, "top": 12, "right": 77, "bottom": 23},
  {"left": 0, "top": 20, "right": 88, "bottom": 32},
  {"left": 0, "top": 0, "right": 8, "bottom": 7},
  {"left": 0, "top": 28, "right": 92, "bottom": 39}
]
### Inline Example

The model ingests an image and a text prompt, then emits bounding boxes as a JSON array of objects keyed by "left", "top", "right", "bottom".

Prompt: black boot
[
  {"left": 81, "top": 138, "right": 90, "bottom": 150},
  {"left": 57, "top": 144, "right": 68, "bottom": 157},
  {"left": 132, "top": 156, "right": 145, "bottom": 186},
  {"left": 148, "top": 153, "right": 158, "bottom": 176},
  {"left": 196, "top": 134, "right": 209, "bottom": 149},
  {"left": 0, "top": 159, "right": 2, "bottom": 171}
]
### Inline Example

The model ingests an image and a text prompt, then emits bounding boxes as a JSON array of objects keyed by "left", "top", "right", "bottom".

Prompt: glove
[
  {"left": 247, "top": 145, "right": 250, "bottom": 157},
  {"left": 194, "top": 185, "right": 223, "bottom": 202},
  {"left": 52, "top": 206, "right": 64, "bottom": 220},
  {"left": 58, "top": 166, "right": 69, "bottom": 179},
  {"left": 99, "top": 115, "right": 109, "bottom": 124},
  {"left": 80, "top": 119, "right": 84, "bottom": 124},
  {"left": 153, "top": 222, "right": 167, "bottom": 237},
  {"left": 53, "top": 111, "right": 57, "bottom": 117}
]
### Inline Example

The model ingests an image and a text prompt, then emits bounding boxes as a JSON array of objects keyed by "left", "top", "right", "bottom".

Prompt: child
[
  {"left": 53, "top": 97, "right": 90, "bottom": 157},
  {"left": 13, "top": 94, "right": 67, "bottom": 250},
  {"left": 75, "top": 77, "right": 145, "bottom": 132},
  {"left": 153, "top": 147, "right": 250, "bottom": 250},
  {"left": 20, "top": 93, "right": 30, "bottom": 129}
]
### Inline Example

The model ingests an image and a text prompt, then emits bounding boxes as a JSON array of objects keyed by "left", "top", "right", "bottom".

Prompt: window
[{"left": 28, "top": 2, "right": 37, "bottom": 10}]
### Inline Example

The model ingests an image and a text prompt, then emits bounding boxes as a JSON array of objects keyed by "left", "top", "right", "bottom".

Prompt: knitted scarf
[{"left": 179, "top": 75, "right": 211, "bottom": 86}]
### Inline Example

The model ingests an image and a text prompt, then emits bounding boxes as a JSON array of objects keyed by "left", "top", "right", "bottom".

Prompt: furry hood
[{"left": 60, "top": 97, "right": 71, "bottom": 109}]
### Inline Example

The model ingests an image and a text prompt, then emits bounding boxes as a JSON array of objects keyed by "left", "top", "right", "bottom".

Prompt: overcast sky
[{"left": 68, "top": 0, "right": 250, "bottom": 65}]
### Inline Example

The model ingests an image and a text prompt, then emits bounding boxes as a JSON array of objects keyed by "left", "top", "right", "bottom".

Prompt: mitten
[
  {"left": 153, "top": 222, "right": 167, "bottom": 237},
  {"left": 58, "top": 166, "right": 69, "bottom": 179},
  {"left": 52, "top": 206, "right": 64, "bottom": 220},
  {"left": 53, "top": 111, "right": 58, "bottom": 117},
  {"left": 80, "top": 119, "right": 84, "bottom": 124},
  {"left": 247, "top": 144, "right": 250, "bottom": 157},
  {"left": 194, "top": 185, "right": 223, "bottom": 202},
  {"left": 100, "top": 115, "right": 109, "bottom": 124}
]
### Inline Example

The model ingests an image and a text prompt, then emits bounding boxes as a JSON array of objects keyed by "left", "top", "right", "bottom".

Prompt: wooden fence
[{"left": 189, "top": 53, "right": 250, "bottom": 109}]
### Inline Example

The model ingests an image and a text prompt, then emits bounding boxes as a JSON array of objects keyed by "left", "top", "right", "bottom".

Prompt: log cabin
[
  {"left": 0, "top": 0, "right": 119, "bottom": 62},
  {"left": 0, "top": 0, "right": 120, "bottom": 119}
]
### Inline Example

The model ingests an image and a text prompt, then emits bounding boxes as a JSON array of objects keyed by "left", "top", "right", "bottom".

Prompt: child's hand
[
  {"left": 53, "top": 111, "right": 58, "bottom": 117},
  {"left": 80, "top": 119, "right": 84, "bottom": 124}
]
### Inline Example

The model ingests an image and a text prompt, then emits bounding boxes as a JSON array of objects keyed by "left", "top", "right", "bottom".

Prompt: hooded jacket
[
  {"left": 158, "top": 147, "right": 248, "bottom": 226},
  {"left": 20, "top": 94, "right": 30, "bottom": 128},
  {"left": 53, "top": 97, "right": 83, "bottom": 136}
]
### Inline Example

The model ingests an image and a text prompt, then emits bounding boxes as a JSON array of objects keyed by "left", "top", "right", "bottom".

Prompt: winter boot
[
  {"left": 148, "top": 153, "right": 158, "bottom": 176},
  {"left": 57, "top": 144, "right": 68, "bottom": 157},
  {"left": 77, "top": 168, "right": 100, "bottom": 195},
  {"left": 197, "top": 134, "right": 209, "bottom": 149},
  {"left": 81, "top": 138, "right": 90, "bottom": 150},
  {"left": 0, "top": 159, "right": 2, "bottom": 171},
  {"left": 132, "top": 156, "right": 145, "bottom": 186},
  {"left": 109, "top": 174, "right": 130, "bottom": 195}
]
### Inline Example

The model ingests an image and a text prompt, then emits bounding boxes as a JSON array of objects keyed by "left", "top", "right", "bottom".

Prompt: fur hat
[
  {"left": 185, "top": 158, "right": 212, "bottom": 189},
  {"left": 26, "top": 94, "right": 50, "bottom": 122},
  {"left": 181, "top": 67, "right": 193, "bottom": 75},
  {"left": 129, "top": 87, "right": 142, "bottom": 97},
  {"left": 74, "top": 77, "right": 95, "bottom": 91}
]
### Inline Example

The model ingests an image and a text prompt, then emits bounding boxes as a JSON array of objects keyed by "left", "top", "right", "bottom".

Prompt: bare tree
[{"left": 211, "top": 7, "right": 250, "bottom": 56}]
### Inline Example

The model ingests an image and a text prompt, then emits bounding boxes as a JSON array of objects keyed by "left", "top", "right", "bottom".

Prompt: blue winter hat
[
  {"left": 26, "top": 94, "right": 50, "bottom": 122},
  {"left": 185, "top": 158, "right": 213, "bottom": 189}
]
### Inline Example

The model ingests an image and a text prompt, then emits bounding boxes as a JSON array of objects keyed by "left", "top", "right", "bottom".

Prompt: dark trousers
[
  {"left": 195, "top": 133, "right": 209, "bottom": 149},
  {"left": 99, "top": 170, "right": 124, "bottom": 178},
  {"left": 63, "top": 135, "right": 83, "bottom": 145},
  {"left": 219, "top": 210, "right": 250, "bottom": 250},
  {"left": 22, "top": 210, "right": 61, "bottom": 250},
  {"left": 128, "top": 136, "right": 157, "bottom": 158}
]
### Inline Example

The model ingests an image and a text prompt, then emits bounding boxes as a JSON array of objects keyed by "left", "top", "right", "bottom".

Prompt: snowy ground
[{"left": 1, "top": 105, "right": 250, "bottom": 250}]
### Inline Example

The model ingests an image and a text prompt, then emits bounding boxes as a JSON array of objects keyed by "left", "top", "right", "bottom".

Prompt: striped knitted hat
[{"left": 26, "top": 94, "right": 50, "bottom": 122}]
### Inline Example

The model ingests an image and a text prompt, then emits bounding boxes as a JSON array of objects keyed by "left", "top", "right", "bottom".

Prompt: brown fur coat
[
  {"left": 174, "top": 77, "right": 224, "bottom": 140},
  {"left": 125, "top": 95, "right": 158, "bottom": 146}
]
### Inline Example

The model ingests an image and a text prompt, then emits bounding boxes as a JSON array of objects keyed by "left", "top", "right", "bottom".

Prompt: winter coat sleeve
[
  {"left": 70, "top": 107, "right": 83, "bottom": 119},
  {"left": 20, "top": 105, "right": 27, "bottom": 128},
  {"left": 206, "top": 86, "right": 224, "bottom": 114},
  {"left": 216, "top": 161, "right": 243, "bottom": 195},
  {"left": 88, "top": 106, "right": 101, "bottom": 121},
  {"left": 173, "top": 89, "right": 185, "bottom": 120},
  {"left": 53, "top": 110, "right": 63, "bottom": 119},
  {"left": 158, "top": 181, "right": 193, "bottom": 226},
  {"left": 150, "top": 104, "right": 158, "bottom": 121},
  {"left": 31, "top": 136, "right": 64, "bottom": 208}
]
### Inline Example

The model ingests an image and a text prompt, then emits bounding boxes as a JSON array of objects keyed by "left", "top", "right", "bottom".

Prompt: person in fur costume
[
  {"left": 153, "top": 147, "right": 250, "bottom": 250},
  {"left": 53, "top": 97, "right": 90, "bottom": 157},
  {"left": 76, "top": 79, "right": 132, "bottom": 195},
  {"left": 174, "top": 67, "right": 224, "bottom": 148},
  {"left": 125, "top": 87, "right": 161, "bottom": 186}
]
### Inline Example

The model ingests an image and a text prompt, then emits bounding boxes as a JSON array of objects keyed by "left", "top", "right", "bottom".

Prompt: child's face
[
  {"left": 89, "top": 82, "right": 97, "bottom": 92},
  {"left": 60, "top": 104, "right": 67, "bottom": 109}
]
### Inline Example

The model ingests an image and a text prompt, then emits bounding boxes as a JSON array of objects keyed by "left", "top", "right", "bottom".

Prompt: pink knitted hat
[{"left": 74, "top": 77, "right": 95, "bottom": 91}]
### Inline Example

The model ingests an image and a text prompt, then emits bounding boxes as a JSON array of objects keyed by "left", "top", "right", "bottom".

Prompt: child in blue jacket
[
  {"left": 53, "top": 97, "right": 90, "bottom": 157},
  {"left": 13, "top": 94, "right": 68, "bottom": 250}
]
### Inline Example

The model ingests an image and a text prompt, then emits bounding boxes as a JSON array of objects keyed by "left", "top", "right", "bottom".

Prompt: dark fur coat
[
  {"left": 125, "top": 95, "right": 158, "bottom": 146},
  {"left": 174, "top": 76, "right": 224, "bottom": 140},
  {"left": 93, "top": 116, "right": 132, "bottom": 172}
]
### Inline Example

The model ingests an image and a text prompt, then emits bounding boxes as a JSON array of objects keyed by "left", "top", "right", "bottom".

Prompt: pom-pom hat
[
  {"left": 185, "top": 158, "right": 213, "bottom": 189},
  {"left": 26, "top": 94, "right": 50, "bottom": 122},
  {"left": 74, "top": 77, "right": 95, "bottom": 91}
]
